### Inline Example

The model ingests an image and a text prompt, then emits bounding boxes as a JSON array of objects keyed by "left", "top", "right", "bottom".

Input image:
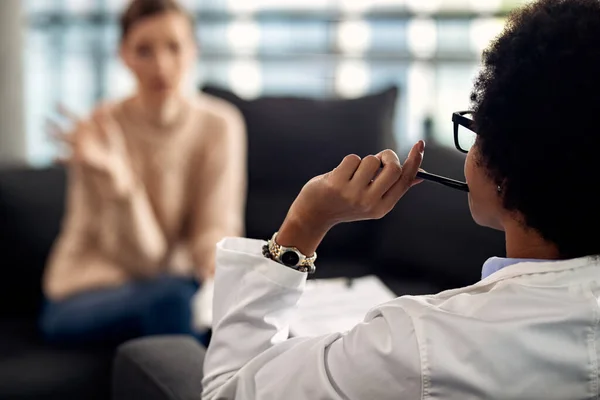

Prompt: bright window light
[
  {"left": 26, "top": 0, "right": 55, "bottom": 12},
  {"left": 335, "top": 60, "right": 370, "bottom": 98},
  {"left": 177, "top": 0, "right": 198, "bottom": 9},
  {"left": 106, "top": 0, "right": 126, "bottom": 12},
  {"left": 407, "top": 18, "right": 437, "bottom": 58},
  {"left": 470, "top": 18, "right": 504, "bottom": 53},
  {"left": 469, "top": 0, "right": 503, "bottom": 13},
  {"left": 369, "top": 0, "right": 406, "bottom": 8},
  {"left": 275, "top": 0, "right": 330, "bottom": 10},
  {"left": 274, "top": 0, "right": 331, "bottom": 10},
  {"left": 338, "top": 0, "right": 372, "bottom": 13},
  {"left": 337, "top": 20, "right": 371, "bottom": 55},
  {"left": 106, "top": 60, "right": 135, "bottom": 101},
  {"left": 65, "top": 0, "right": 94, "bottom": 13},
  {"left": 226, "top": 0, "right": 259, "bottom": 13},
  {"left": 229, "top": 60, "right": 262, "bottom": 99},
  {"left": 406, "top": 62, "right": 435, "bottom": 142},
  {"left": 405, "top": 0, "right": 441, "bottom": 14},
  {"left": 227, "top": 19, "right": 261, "bottom": 55},
  {"left": 227, "top": 0, "right": 331, "bottom": 12},
  {"left": 63, "top": 58, "right": 94, "bottom": 113},
  {"left": 440, "top": 0, "right": 469, "bottom": 11}
]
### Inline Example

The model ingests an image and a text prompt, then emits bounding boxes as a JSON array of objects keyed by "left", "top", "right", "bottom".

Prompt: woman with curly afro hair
[{"left": 197, "top": 1, "right": 600, "bottom": 399}]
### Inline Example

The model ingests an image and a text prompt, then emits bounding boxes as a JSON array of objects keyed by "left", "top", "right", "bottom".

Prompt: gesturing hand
[
  {"left": 277, "top": 141, "right": 425, "bottom": 256},
  {"left": 48, "top": 105, "right": 135, "bottom": 197}
]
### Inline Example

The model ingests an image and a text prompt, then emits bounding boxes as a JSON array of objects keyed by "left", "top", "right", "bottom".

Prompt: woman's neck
[
  {"left": 503, "top": 218, "right": 561, "bottom": 260},
  {"left": 133, "top": 93, "right": 187, "bottom": 128}
]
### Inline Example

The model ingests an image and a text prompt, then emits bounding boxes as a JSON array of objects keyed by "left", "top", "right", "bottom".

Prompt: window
[{"left": 24, "top": 0, "right": 531, "bottom": 164}]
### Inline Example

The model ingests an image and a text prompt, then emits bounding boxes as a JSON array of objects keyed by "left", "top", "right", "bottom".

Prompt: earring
[{"left": 497, "top": 185, "right": 502, "bottom": 193}]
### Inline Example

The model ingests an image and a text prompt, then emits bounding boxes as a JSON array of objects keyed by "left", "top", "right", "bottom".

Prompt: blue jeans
[{"left": 40, "top": 276, "right": 202, "bottom": 347}]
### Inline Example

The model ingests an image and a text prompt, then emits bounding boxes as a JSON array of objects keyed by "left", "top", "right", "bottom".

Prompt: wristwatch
[{"left": 262, "top": 232, "right": 317, "bottom": 274}]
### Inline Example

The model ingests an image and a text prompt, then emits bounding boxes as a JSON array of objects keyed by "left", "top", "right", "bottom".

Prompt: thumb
[
  {"left": 400, "top": 140, "right": 425, "bottom": 186},
  {"left": 382, "top": 141, "right": 425, "bottom": 204},
  {"left": 53, "top": 155, "right": 72, "bottom": 166},
  {"left": 410, "top": 168, "right": 427, "bottom": 187}
]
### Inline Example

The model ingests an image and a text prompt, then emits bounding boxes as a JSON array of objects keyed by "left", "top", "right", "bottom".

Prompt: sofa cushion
[
  {"left": 0, "top": 167, "right": 66, "bottom": 317},
  {"left": 202, "top": 85, "right": 398, "bottom": 190},
  {"left": 0, "top": 318, "right": 112, "bottom": 400},
  {"left": 113, "top": 336, "right": 206, "bottom": 400},
  {"left": 202, "top": 86, "right": 398, "bottom": 259}
]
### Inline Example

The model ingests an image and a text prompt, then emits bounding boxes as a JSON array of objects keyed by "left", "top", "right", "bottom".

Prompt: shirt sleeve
[
  {"left": 202, "top": 237, "right": 422, "bottom": 400},
  {"left": 189, "top": 107, "right": 247, "bottom": 280}
]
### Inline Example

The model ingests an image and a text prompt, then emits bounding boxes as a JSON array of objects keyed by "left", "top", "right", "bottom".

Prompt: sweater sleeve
[
  {"left": 94, "top": 170, "right": 168, "bottom": 277},
  {"left": 82, "top": 105, "right": 169, "bottom": 277},
  {"left": 44, "top": 165, "right": 130, "bottom": 299}
]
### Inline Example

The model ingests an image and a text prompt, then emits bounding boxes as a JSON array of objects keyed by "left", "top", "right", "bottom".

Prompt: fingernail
[{"left": 418, "top": 140, "right": 425, "bottom": 154}]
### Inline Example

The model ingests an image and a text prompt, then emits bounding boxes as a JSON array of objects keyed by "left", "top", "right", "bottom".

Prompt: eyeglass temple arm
[
  {"left": 417, "top": 171, "right": 470, "bottom": 193},
  {"left": 452, "top": 112, "right": 475, "bottom": 129}
]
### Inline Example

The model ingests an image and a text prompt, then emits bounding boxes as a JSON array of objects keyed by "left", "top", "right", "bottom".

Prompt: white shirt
[{"left": 202, "top": 237, "right": 600, "bottom": 400}]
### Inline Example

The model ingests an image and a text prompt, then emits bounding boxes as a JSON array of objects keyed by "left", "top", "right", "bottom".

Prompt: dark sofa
[
  {"left": 0, "top": 87, "right": 504, "bottom": 399},
  {"left": 0, "top": 167, "right": 113, "bottom": 400}
]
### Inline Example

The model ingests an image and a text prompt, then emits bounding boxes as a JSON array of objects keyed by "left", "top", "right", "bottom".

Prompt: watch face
[{"left": 281, "top": 250, "right": 300, "bottom": 266}]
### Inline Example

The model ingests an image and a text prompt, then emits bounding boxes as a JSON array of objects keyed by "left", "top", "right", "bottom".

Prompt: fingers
[
  {"left": 350, "top": 155, "right": 381, "bottom": 187},
  {"left": 300, "top": 143, "right": 425, "bottom": 226},
  {"left": 53, "top": 155, "right": 72, "bottom": 166},
  {"left": 411, "top": 178, "right": 425, "bottom": 187},
  {"left": 399, "top": 140, "right": 425, "bottom": 186},
  {"left": 50, "top": 105, "right": 89, "bottom": 147},
  {"left": 331, "top": 154, "right": 362, "bottom": 182},
  {"left": 91, "top": 111, "right": 110, "bottom": 145},
  {"left": 57, "top": 104, "right": 81, "bottom": 125},
  {"left": 93, "top": 106, "right": 124, "bottom": 148},
  {"left": 46, "top": 118, "right": 74, "bottom": 145},
  {"left": 330, "top": 145, "right": 424, "bottom": 199},
  {"left": 383, "top": 141, "right": 425, "bottom": 205},
  {"left": 370, "top": 149, "right": 402, "bottom": 196},
  {"left": 410, "top": 168, "right": 426, "bottom": 187},
  {"left": 56, "top": 104, "right": 102, "bottom": 144}
]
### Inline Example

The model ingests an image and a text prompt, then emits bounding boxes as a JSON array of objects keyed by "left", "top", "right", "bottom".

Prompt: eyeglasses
[
  {"left": 415, "top": 111, "right": 475, "bottom": 193},
  {"left": 453, "top": 111, "right": 477, "bottom": 154}
]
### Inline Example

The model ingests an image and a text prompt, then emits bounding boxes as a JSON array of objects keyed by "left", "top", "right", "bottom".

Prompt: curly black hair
[{"left": 471, "top": 0, "right": 600, "bottom": 259}]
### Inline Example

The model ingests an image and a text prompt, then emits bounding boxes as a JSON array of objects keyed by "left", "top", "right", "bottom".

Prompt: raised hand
[
  {"left": 276, "top": 141, "right": 425, "bottom": 255},
  {"left": 48, "top": 105, "right": 134, "bottom": 197}
]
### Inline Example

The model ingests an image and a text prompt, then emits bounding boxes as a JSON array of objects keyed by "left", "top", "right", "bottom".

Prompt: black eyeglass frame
[
  {"left": 413, "top": 111, "right": 476, "bottom": 193},
  {"left": 453, "top": 110, "right": 476, "bottom": 154}
]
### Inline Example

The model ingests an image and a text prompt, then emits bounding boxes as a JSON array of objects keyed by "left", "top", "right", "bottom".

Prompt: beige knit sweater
[{"left": 43, "top": 94, "right": 247, "bottom": 301}]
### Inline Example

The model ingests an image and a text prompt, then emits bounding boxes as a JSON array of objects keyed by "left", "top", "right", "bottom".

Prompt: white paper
[
  {"left": 291, "top": 275, "right": 396, "bottom": 337},
  {"left": 192, "top": 278, "right": 214, "bottom": 333}
]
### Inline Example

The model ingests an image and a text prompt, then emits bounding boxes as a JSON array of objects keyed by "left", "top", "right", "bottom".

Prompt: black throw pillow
[
  {"left": 201, "top": 85, "right": 399, "bottom": 262},
  {"left": 202, "top": 85, "right": 398, "bottom": 189}
]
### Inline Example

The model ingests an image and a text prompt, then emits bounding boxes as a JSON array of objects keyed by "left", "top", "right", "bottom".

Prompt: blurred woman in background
[{"left": 40, "top": 0, "right": 246, "bottom": 345}]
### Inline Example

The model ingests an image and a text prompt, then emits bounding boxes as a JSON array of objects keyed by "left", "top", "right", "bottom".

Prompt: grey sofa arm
[{"left": 113, "top": 335, "right": 206, "bottom": 400}]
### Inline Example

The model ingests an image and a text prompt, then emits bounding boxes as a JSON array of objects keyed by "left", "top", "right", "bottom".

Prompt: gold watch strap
[{"left": 266, "top": 232, "right": 317, "bottom": 273}]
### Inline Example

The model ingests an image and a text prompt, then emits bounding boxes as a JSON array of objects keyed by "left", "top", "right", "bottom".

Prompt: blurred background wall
[
  {"left": 0, "top": 0, "right": 25, "bottom": 164},
  {"left": 7, "top": 0, "right": 531, "bottom": 165}
]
